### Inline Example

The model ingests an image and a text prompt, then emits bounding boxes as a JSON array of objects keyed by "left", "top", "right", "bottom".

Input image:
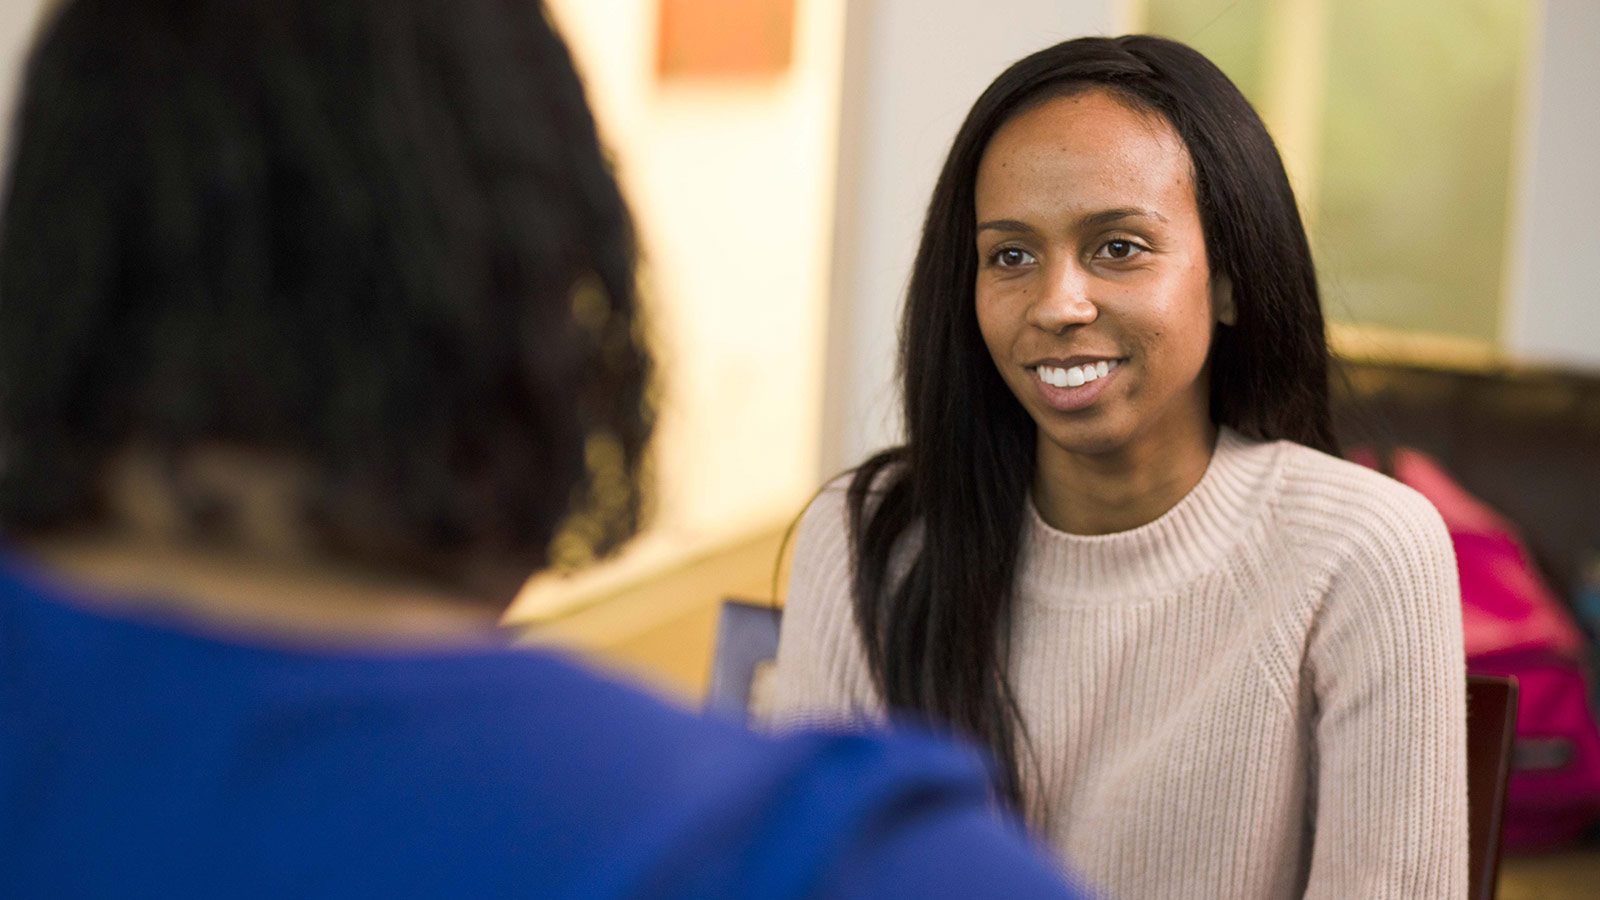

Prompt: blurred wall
[
  {"left": 0, "top": 1, "right": 50, "bottom": 172},
  {"left": 547, "top": 0, "right": 843, "bottom": 542},
  {"left": 1506, "top": 0, "right": 1600, "bottom": 369},
  {"left": 1145, "top": 0, "right": 1532, "bottom": 351}
]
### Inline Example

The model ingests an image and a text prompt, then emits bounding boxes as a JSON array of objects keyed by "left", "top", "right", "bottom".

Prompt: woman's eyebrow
[
  {"left": 976, "top": 218, "right": 1035, "bottom": 234},
  {"left": 1077, "top": 207, "right": 1168, "bottom": 228}
]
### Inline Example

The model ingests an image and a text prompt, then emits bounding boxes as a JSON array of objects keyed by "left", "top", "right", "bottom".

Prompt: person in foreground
[
  {"left": 772, "top": 35, "right": 1468, "bottom": 899},
  {"left": 0, "top": 1, "right": 1087, "bottom": 896}
]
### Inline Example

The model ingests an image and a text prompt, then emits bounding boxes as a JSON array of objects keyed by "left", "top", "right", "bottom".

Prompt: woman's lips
[{"left": 1029, "top": 358, "right": 1124, "bottom": 412}]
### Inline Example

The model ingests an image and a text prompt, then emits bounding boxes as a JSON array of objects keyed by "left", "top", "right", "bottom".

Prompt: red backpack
[{"left": 1352, "top": 447, "right": 1600, "bottom": 849}]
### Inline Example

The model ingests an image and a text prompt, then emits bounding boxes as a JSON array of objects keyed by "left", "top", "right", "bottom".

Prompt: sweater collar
[{"left": 1017, "top": 427, "right": 1284, "bottom": 605}]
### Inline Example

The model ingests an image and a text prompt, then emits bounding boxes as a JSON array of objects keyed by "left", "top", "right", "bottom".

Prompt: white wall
[
  {"left": 1505, "top": 0, "right": 1600, "bottom": 370},
  {"left": 539, "top": 0, "right": 845, "bottom": 543},
  {"left": 0, "top": 1, "right": 50, "bottom": 175},
  {"left": 819, "top": 0, "right": 1122, "bottom": 476}
]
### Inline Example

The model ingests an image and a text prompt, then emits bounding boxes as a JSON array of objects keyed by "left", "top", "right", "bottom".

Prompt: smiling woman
[{"left": 771, "top": 35, "right": 1469, "bottom": 900}]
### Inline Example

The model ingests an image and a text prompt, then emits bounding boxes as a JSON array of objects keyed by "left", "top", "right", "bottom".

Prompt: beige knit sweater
[{"left": 771, "top": 428, "right": 1468, "bottom": 899}]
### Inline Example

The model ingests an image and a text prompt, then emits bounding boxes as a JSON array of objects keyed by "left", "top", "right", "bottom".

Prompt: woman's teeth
[{"left": 1036, "top": 359, "right": 1118, "bottom": 388}]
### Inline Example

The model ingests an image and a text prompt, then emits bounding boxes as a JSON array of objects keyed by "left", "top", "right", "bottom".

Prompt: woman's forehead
[{"left": 975, "top": 90, "right": 1194, "bottom": 223}]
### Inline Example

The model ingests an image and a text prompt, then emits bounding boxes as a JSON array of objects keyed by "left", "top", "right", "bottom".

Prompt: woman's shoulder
[
  {"left": 796, "top": 456, "right": 906, "bottom": 540},
  {"left": 1267, "top": 438, "right": 1452, "bottom": 569},
  {"left": 789, "top": 456, "right": 918, "bottom": 592},
  {"left": 793, "top": 473, "right": 855, "bottom": 550},
  {"left": 1271, "top": 439, "right": 1439, "bottom": 517},
  {"left": 790, "top": 472, "right": 864, "bottom": 584}
]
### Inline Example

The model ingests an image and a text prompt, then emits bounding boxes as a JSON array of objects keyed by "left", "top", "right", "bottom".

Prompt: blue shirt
[{"left": 0, "top": 557, "right": 1084, "bottom": 898}]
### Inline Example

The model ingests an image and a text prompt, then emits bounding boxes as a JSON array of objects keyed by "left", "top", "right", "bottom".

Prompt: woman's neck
[{"left": 1032, "top": 421, "right": 1219, "bottom": 536}]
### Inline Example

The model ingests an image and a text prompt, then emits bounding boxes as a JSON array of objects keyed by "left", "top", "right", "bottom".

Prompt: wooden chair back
[{"left": 1466, "top": 674, "right": 1519, "bottom": 900}]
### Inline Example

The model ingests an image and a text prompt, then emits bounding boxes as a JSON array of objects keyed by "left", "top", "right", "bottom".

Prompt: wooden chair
[
  {"left": 704, "top": 598, "right": 782, "bottom": 721},
  {"left": 1466, "top": 674, "right": 1519, "bottom": 900}
]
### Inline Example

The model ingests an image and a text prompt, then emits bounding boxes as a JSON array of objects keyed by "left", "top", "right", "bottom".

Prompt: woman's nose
[{"left": 1025, "top": 261, "right": 1098, "bottom": 333}]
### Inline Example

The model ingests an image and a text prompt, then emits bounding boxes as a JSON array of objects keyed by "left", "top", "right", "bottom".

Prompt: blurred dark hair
[
  {"left": 847, "top": 35, "right": 1335, "bottom": 815},
  {"left": 0, "top": 0, "right": 651, "bottom": 596}
]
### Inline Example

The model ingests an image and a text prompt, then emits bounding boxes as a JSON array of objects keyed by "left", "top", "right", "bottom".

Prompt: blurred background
[{"left": 3, "top": 0, "right": 1597, "bottom": 892}]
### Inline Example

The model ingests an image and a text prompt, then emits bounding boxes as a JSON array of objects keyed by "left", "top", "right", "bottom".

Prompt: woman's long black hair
[{"left": 847, "top": 35, "right": 1337, "bottom": 814}]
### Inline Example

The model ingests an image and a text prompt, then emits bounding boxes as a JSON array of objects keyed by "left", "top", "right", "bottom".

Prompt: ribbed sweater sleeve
[
  {"left": 1294, "top": 465, "right": 1469, "bottom": 899},
  {"left": 770, "top": 482, "right": 882, "bottom": 727}
]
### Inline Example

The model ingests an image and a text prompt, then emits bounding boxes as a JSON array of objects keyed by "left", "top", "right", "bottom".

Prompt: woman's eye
[
  {"left": 1095, "top": 239, "right": 1145, "bottom": 261},
  {"left": 992, "top": 247, "right": 1036, "bottom": 268}
]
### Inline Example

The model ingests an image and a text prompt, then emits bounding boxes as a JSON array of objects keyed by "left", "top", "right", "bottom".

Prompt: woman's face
[{"left": 974, "top": 89, "right": 1231, "bottom": 467}]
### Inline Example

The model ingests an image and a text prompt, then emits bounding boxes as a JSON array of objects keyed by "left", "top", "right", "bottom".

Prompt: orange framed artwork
[{"left": 657, "top": 0, "right": 795, "bottom": 79}]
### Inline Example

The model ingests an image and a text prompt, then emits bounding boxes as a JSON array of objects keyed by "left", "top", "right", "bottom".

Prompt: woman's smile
[{"left": 1029, "top": 358, "right": 1126, "bottom": 412}]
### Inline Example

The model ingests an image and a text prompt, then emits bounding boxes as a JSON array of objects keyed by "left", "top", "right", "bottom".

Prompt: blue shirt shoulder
[{"left": 0, "top": 559, "right": 1084, "bottom": 898}]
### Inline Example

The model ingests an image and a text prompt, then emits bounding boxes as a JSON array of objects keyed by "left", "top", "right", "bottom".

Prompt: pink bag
[{"left": 1353, "top": 447, "right": 1600, "bottom": 849}]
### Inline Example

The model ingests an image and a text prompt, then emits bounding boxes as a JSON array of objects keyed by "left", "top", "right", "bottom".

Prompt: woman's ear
[{"left": 1211, "top": 273, "right": 1236, "bottom": 326}]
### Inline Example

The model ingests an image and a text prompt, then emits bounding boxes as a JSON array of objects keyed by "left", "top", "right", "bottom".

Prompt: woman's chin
[{"left": 1033, "top": 418, "right": 1135, "bottom": 461}]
